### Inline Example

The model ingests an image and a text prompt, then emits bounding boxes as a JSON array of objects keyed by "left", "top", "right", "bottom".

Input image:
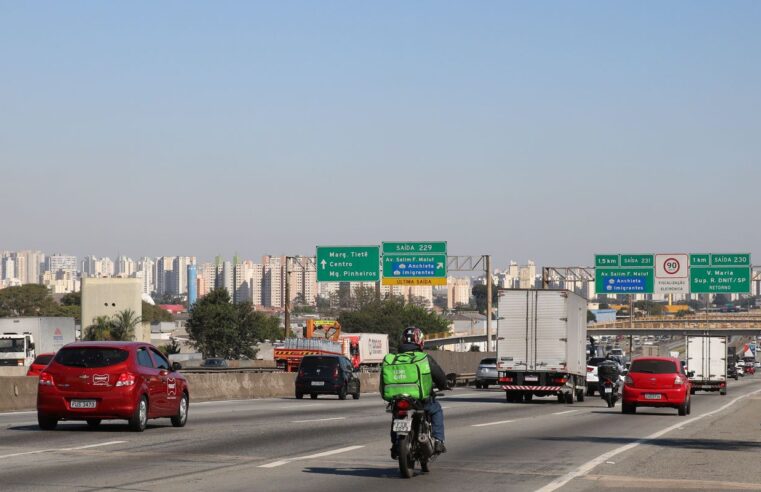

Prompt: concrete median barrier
[{"left": 0, "top": 372, "right": 383, "bottom": 411}]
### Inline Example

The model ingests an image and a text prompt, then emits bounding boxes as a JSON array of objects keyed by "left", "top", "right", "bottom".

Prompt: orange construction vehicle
[{"left": 274, "top": 319, "right": 343, "bottom": 372}]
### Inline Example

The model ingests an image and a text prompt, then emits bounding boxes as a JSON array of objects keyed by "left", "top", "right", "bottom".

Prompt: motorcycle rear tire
[{"left": 398, "top": 434, "right": 415, "bottom": 479}]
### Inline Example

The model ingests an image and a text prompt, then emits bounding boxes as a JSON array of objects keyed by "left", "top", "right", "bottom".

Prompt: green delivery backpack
[{"left": 381, "top": 351, "right": 433, "bottom": 401}]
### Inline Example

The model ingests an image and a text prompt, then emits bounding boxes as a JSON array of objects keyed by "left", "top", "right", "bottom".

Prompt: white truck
[
  {"left": 496, "top": 289, "right": 587, "bottom": 404},
  {"left": 686, "top": 335, "right": 727, "bottom": 395},
  {"left": 0, "top": 317, "right": 76, "bottom": 367},
  {"left": 339, "top": 333, "right": 389, "bottom": 370}
]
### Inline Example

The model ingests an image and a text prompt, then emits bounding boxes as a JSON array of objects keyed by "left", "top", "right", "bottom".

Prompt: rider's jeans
[{"left": 390, "top": 398, "right": 445, "bottom": 444}]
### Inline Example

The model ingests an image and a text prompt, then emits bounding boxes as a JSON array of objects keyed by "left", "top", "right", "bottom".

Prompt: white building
[
  {"left": 447, "top": 276, "right": 471, "bottom": 309},
  {"left": 46, "top": 254, "right": 77, "bottom": 276},
  {"left": 262, "top": 255, "right": 285, "bottom": 308}
]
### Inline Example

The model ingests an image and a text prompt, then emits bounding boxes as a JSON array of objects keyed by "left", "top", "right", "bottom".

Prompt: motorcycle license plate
[
  {"left": 392, "top": 419, "right": 412, "bottom": 432},
  {"left": 70, "top": 399, "right": 97, "bottom": 409},
  {"left": 604, "top": 387, "right": 612, "bottom": 393},
  {"left": 644, "top": 393, "right": 662, "bottom": 400}
]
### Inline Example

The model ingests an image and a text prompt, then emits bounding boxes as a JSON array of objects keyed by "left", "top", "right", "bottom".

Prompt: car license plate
[
  {"left": 311, "top": 381, "right": 324, "bottom": 386},
  {"left": 604, "top": 387, "right": 612, "bottom": 393},
  {"left": 392, "top": 419, "right": 412, "bottom": 432},
  {"left": 644, "top": 393, "right": 662, "bottom": 400},
  {"left": 525, "top": 375, "right": 538, "bottom": 382},
  {"left": 70, "top": 399, "right": 97, "bottom": 409}
]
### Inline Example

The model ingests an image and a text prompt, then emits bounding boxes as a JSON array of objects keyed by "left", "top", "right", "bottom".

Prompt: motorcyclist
[{"left": 388, "top": 326, "right": 449, "bottom": 459}]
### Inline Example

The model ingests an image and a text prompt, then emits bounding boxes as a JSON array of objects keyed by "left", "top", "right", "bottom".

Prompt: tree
[
  {"left": 60, "top": 291, "right": 81, "bottom": 306},
  {"left": 142, "top": 301, "right": 173, "bottom": 323},
  {"left": 471, "top": 284, "right": 498, "bottom": 316},
  {"left": 110, "top": 309, "right": 141, "bottom": 341},
  {"left": 186, "top": 288, "right": 280, "bottom": 359},
  {"left": 159, "top": 338, "right": 182, "bottom": 356},
  {"left": 713, "top": 294, "right": 731, "bottom": 307},
  {"left": 0, "top": 284, "right": 62, "bottom": 317},
  {"left": 587, "top": 310, "right": 597, "bottom": 322},
  {"left": 338, "top": 297, "right": 450, "bottom": 352},
  {"left": 85, "top": 316, "right": 114, "bottom": 341}
]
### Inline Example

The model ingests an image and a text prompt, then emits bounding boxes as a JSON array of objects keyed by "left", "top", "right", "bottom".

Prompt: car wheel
[
  {"left": 622, "top": 402, "right": 635, "bottom": 414},
  {"left": 171, "top": 393, "right": 189, "bottom": 428},
  {"left": 86, "top": 418, "right": 102, "bottom": 428},
  {"left": 310, "top": 393, "right": 318, "bottom": 399},
  {"left": 295, "top": 392, "right": 304, "bottom": 399},
  {"left": 129, "top": 395, "right": 148, "bottom": 432},
  {"left": 37, "top": 413, "right": 58, "bottom": 430},
  {"left": 678, "top": 400, "right": 688, "bottom": 416},
  {"left": 338, "top": 384, "right": 348, "bottom": 400},
  {"left": 720, "top": 387, "right": 727, "bottom": 396},
  {"left": 690, "top": 388, "right": 696, "bottom": 395},
  {"left": 352, "top": 384, "right": 361, "bottom": 400}
]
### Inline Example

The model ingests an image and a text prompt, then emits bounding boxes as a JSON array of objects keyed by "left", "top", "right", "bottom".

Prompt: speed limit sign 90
[{"left": 656, "top": 254, "right": 688, "bottom": 278}]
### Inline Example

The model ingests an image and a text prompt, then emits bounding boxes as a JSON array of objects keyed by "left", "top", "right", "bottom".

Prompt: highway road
[{"left": 2, "top": 377, "right": 761, "bottom": 491}]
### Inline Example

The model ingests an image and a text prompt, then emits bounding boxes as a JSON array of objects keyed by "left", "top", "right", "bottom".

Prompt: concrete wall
[
  {"left": 81, "top": 277, "right": 142, "bottom": 332},
  {"left": 0, "top": 373, "right": 382, "bottom": 412},
  {"left": 426, "top": 351, "right": 496, "bottom": 375}
]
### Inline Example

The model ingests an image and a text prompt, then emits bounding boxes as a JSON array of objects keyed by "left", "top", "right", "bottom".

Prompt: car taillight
[
  {"left": 298, "top": 369, "right": 304, "bottom": 377},
  {"left": 499, "top": 376, "right": 513, "bottom": 383},
  {"left": 115, "top": 373, "right": 136, "bottom": 387},
  {"left": 39, "top": 372, "right": 54, "bottom": 386},
  {"left": 674, "top": 376, "right": 684, "bottom": 385},
  {"left": 333, "top": 367, "right": 338, "bottom": 378},
  {"left": 553, "top": 377, "right": 568, "bottom": 384},
  {"left": 17, "top": 359, "right": 24, "bottom": 366},
  {"left": 587, "top": 367, "right": 594, "bottom": 373},
  {"left": 624, "top": 375, "right": 633, "bottom": 386}
]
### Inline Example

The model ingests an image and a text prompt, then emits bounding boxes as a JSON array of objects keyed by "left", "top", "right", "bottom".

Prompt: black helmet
[{"left": 401, "top": 326, "right": 424, "bottom": 350}]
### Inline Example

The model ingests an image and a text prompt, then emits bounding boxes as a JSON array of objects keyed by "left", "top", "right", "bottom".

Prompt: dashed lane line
[
  {"left": 0, "top": 440, "right": 127, "bottom": 460},
  {"left": 290, "top": 417, "right": 346, "bottom": 423},
  {"left": 472, "top": 419, "right": 515, "bottom": 428},
  {"left": 258, "top": 445, "right": 365, "bottom": 469}
]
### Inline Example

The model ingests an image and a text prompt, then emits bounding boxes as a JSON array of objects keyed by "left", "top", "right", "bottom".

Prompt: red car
[
  {"left": 37, "top": 342, "right": 189, "bottom": 431},
  {"left": 622, "top": 356, "right": 691, "bottom": 416},
  {"left": 27, "top": 352, "right": 56, "bottom": 377}
]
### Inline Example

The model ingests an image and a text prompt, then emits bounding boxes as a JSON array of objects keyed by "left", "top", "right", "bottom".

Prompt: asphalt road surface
[{"left": 2, "top": 377, "right": 761, "bottom": 491}]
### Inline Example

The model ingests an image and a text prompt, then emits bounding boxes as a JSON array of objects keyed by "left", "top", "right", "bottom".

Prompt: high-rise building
[
  {"left": 187, "top": 264, "right": 198, "bottom": 306},
  {"left": 46, "top": 254, "right": 77, "bottom": 276},
  {"left": 156, "top": 257, "right": 175, "bottom": 295},
  {"left": 198, "top": 263, "right": 217, "bottom": 297},
  {"left": 447, "top": 277, "right": 471, "bottom": 309},
  {"left": 116, "top": 256, "right": 136, "bottom": 277},
  {"left": 287, "top": 256, "right": 317, "bottom": 306},
  {"left": 170, "top": 256, "right": 196, "bottom": 296},
  {"left": 262, "top": 255, "right": 285, "bottom": 308},
  {"left": 136, "top": 257, "right": 155, "bottom": 294}
]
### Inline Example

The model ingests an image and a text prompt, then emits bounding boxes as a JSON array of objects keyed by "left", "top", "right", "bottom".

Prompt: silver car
[{"left": 475, "top": 357, "right": 498, "bottom": 389}]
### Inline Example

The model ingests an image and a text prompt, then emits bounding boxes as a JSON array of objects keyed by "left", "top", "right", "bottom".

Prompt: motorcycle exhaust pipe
[{"left": 418, "top": 434, "right": 434, "bottom": 456}]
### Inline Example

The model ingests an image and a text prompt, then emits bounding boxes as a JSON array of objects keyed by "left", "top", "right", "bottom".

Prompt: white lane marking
[
  {"left": 472, "top": 419, "right": 515, "bottom": 428},
  {"left": 0, "top": 411, "right": 37, "bottom": 416},
  {"left": 258, "top": 445, "right": 365, "bottom": 468},
  {"left": 535, "top": 386, "right": 761, "bottom": 492},
  {"left": 290, "top": 417, "right": 345, "bottom": 424},
  {"left": 553, "top": 410, "right": 580, "bottom": 416},
  {"left": 442, "top": 393, "right": 481, "bottom": 398},
  {"left": 0, "top": 440, "right": 127, "bottom": 459},
  {"left": 279, "top": 404, "right": 324, "bottom": 410}
]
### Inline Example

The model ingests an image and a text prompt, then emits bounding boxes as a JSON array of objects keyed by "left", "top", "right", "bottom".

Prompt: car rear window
[
  {"left": 299, "top": 356, "right": 338, "bottom": 374},
  {"left": 54, "top": 347, "right": 129, "bottom": 368},
  {"left": 479, "top": 358, "right": 497, "bottom": 365},
  {"left": 630, "top": 359, "right": 677, "bottom": 374},
  {"left": 33, "top": 354, "right": 54, "bottom": 365}
]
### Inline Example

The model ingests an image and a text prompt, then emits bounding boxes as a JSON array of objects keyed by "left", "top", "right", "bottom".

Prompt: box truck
[
  {"left": 496, "top": 289, "right": 587, "bottom": 403},
  {"left": 0, "top": 317, "right": 76, "bottom": 367},
  {"left": 686, "top": 336, "right": 727, "bottom": 395},
  {"left": 339, "top": 333, "right": 389, "bottom": 369}
]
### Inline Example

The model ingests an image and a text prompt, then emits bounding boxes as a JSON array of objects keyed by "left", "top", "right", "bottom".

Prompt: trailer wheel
[
  {"left": 576, "top": 389, "right": 585, "bottom": 402},
  {"left": 565, "top": 391, "right": 574, "bottom": 404},
  {"left": 720, "top": 387, "right": 727, "bottom": 396},
  {"left": 523, "top": 393, "right": 533, "bottom": 403}
]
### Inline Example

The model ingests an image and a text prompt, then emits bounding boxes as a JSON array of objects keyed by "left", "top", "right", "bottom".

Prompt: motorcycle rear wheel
[{"left": 398, "top": 434, "right": 415, "bottom": 478}]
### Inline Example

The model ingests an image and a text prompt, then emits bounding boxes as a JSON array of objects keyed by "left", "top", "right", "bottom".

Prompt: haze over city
[{"left": 2, "top": 2, "right": 760, "bottom": 267}]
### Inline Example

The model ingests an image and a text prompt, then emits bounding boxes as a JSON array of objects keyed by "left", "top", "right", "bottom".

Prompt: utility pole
[
  {"left": 486, "top": 255, "right": 493, "bottom": 352},
  {"left": 284, "top": 257, "right": 291, "bottom": 341}
]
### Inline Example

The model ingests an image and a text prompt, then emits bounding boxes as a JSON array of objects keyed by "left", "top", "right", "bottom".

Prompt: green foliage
[
  {"left": 110, "top": 309, "right": 141, "bottom": 341},
  {"left": 471, "top": 284, "right": 498, "bottom": 316},
  {"left": 587, "top": 310, "right": 597, "bottom": 322},
  {"left": 152, "top": 293, "right": 186, "bottom": 306},
  {"left": 159, "top": 338, "right": 182, "bottom": 356},
  {"left": 186, "top": 288, "right": 280, "bottom": 359},
  {"left": 142, "top": 301, "right": 173, "bottom": 322},
  {"left": 713, "top": 294, "right": 731, "bottom": 306},
  {"left": 60, "top": 291, "right": 81, "bottom": 306},
  {"left": 633, "top": 300, "right": 665, "bottom": 316},
  {"left": 0, "top": 284, "right": 62, "bottom": 317},
  {"left": 85, "top": 316, "right": 115, "bottom": 341},
  {"left": 469, "top": 345, "right": 481, "bottom": 352},
  {"left": 338, "top": 297, "right": 450, "bottom": 352}
]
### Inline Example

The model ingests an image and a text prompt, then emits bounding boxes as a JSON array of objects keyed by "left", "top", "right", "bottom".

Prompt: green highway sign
[
  {"left": 382, "top": 241, "right": 447, "bottom": 285},
  {"left": 316, "top": 246, "right": 380, "bottom": 282},
  {"left": 621, "top": 254, "right": 654, "bottom": 267},
  {"left": 690, "top": 266, "right": 751, "bottom": 294},
  {"left": 690, "top": 254, "right": 710, "bottom": 266},
  {"left": 382, "top": 241, "right": 447, "bottom": 254},
  {"left": 595, "top": 255, "right": 619, "bottom": 267},
  {"left": 709, "top": 254, "right": 750, "bottom": 266},
  {"left": 595, "top": 268, "right": 654, "bottom": 294}
]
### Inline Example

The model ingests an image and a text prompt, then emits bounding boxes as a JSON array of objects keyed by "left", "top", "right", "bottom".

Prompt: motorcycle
[
  {"left": 599, "top": 377, "right": 619, "bottom": 408},
  {"left": 389, "top": 395, "right": 440, "bottom": 478}
]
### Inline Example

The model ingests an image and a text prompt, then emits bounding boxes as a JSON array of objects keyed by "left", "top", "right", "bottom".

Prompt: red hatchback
[
  {"left": 622, "top": 356, "right": 691, "bottom": 416},
  {"left": 37, "top": 342, "right": 189, "bottom": 431},
  {"left": 27, "top": 353, "right": 56, "bottom": 377}
]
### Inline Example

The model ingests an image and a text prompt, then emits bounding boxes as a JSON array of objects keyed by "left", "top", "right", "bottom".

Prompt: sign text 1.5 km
[{"left": 316, "top": 246, "right": 380, "bottom": 282}]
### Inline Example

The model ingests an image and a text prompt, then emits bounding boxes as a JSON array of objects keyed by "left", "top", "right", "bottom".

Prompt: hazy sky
[{"left": 2, "top": 2, "right": 760, "bottom": 268}]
